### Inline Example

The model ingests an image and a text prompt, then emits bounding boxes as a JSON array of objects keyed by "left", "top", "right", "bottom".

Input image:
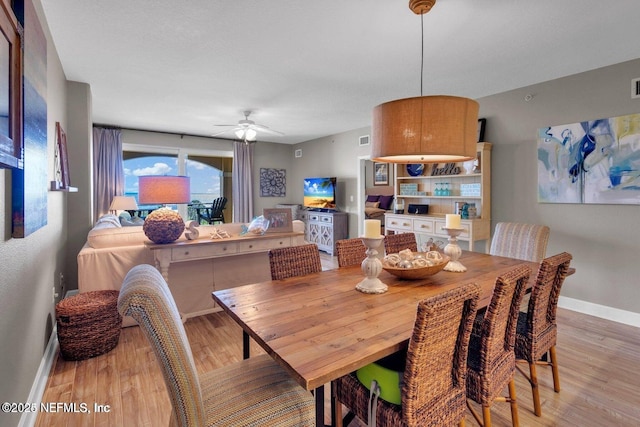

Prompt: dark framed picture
[
  {"left": 263, "top": 208, "right": 293, "bottom": 233},
  {"left": 373, "top": 162, "right": 389, "bottom": 185},
  {"left": 477, "top": 118, "right": 486, "bottom": 142},
  {"left": 56, "top": 122, "right": 70, "bottom": 188}
]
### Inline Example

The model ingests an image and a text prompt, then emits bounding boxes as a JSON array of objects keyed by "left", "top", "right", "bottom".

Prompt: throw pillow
[
  {"left": 96, "top": 214, "right": 122, "bottom": 228},
  {"left": 365, "top": 201, "right": 380, "bottom": 208},
  {"left": 366, "top": 195, "right": 380, "bottom": 202},
  {"left": 378, "top": 195, "right": 394, "bottom": 210}
]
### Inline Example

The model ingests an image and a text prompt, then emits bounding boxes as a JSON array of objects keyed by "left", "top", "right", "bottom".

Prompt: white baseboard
[
  {"left": 19, "top": 326, "right": 59, "bottom": 427},
  {"left": 559, "top": 296, "right": 640, "bottom": 328},
  {"left": 19, "top": 290, "right": 77, "bottom": 427}
]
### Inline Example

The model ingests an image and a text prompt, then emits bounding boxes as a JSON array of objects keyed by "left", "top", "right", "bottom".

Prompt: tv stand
[{"left": 300, "top": 210, "right": 348, "bottom": 255}]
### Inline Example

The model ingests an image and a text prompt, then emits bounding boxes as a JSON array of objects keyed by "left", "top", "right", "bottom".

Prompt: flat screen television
[{"left": 303, "top": 177, "right": 337, "bottom": 210}]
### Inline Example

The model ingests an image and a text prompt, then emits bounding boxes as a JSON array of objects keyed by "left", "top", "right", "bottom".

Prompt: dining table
[{"left": 211, "top": 250, "right": 541, "bottom": 426}]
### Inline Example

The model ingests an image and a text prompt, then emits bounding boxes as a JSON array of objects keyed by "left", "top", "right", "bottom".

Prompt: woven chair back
[
  {"left": 268, "top": 243, "right": 322, "bottom": 280},
  {"left": 336, "top": 238, "right": 368, "bottom": 267},
  {"left": 526, "top": 252, "right": 573, "bottom": 345},
  {"left": 384, "top": 233, "right": 418, "bottom": 255},
  {"left": 490, "top": 222, "right": 550, "bottom": 262},
  {"left": 117, "top": 264, "right": 205, "bottom": 427},
  {"left": 479, "top": 265, "right": 531, "bottom": 371},
  {"left": 401, "top": 283, "right": 480, "bottom": 425}
]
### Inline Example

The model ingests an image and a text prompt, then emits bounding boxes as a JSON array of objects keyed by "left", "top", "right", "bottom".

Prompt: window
[{"left": 123, "top": 149, "right": 228, "bottom": 221}]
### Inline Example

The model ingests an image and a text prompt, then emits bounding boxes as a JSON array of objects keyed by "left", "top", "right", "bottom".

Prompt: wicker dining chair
[
  {"left": 268, "top": 243, "right": 322, "bottom": 280},
  {"left": 333, "top": 283, "right": 480, "bottom": 427},
  {"left": 489, "top": 222, "right": 550, "bottom": 262},
  {"left": 383, "top": 232, "right": 418, "bottom": 255},
  {"left": 465, "top": 265, "right": 531, "bottom": 427},
  {"left": 117, "top": 264, "right": 315, "bottom": 427},
  {"left": 335, "top": 238, "right": 368, "bottom": 267},
  {"left": 514, "top": 252, "right": 572, "bottom": 417}
]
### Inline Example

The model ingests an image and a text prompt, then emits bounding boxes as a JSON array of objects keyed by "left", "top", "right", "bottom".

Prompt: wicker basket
[{"left": 56, "top": 290, "right": 122, "bottom": 361}]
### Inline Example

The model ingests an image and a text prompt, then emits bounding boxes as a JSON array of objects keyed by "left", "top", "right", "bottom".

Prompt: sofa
[{"left": 78, "top": 214, "right": 306, "bottom": 326}]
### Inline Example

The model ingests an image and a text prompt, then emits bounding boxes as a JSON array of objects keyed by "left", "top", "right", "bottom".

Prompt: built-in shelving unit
[{"left": 385, "top": 142, "right": 492, "bottom": 251}]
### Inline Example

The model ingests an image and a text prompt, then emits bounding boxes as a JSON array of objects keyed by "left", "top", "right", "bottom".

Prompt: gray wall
[
  {"left": 477, "top": 58, "right": 640, "bottom": 316},
  {"left": 0, "top": 1, "right": 68, "bottom": 424}
]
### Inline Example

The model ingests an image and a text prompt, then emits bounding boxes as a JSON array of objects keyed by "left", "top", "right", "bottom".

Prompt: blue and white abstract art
[{"left": 538, "top": 113, "right": 640, "bottom": 204}]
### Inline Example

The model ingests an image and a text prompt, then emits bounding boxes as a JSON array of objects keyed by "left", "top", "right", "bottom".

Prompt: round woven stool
[{"left": 56, "top": 290, "right": 122, "bottom": 361}]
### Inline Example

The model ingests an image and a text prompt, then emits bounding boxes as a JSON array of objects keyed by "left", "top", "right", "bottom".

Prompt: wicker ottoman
[{"left": 56, "top": 290, "right": 122, "bottom": 361}]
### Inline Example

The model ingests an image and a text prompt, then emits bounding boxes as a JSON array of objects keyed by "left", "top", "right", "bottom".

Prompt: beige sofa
[{"left": 78, "top": 215, "right": 306, "bottom": 326}]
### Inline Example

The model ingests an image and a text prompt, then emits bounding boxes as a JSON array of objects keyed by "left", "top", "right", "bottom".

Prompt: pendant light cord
[{"left": 420, "top": 12, "right": 424, "bottom": 96}]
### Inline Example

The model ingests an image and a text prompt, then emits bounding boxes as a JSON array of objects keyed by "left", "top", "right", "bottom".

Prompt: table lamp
[
  {"left": 109, "top": 196, "right": 138, "bottom": 215},
  {"left": 138, "top": 175, "right": 191, "bottom": 244}
]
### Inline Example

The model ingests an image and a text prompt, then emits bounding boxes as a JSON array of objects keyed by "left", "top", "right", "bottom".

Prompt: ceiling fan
[{"left": 212, "top": 110, "right": 284, "bottom": 143}]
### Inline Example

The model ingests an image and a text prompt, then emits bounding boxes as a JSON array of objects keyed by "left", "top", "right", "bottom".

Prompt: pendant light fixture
[{"left": 371, "top": 0, "right": 479, "bottom": 163}]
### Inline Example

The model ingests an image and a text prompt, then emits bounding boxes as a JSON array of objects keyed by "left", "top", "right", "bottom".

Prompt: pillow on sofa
[
  {"left": 366, "top": 195, "right": 380, "bottom": 202},
  {"left": 365, "top": 201, "right": 380, "bottom": 208},
  {"left": 378, "top": 195, "right": 394, "bottom": 210},
  {"left": 96, "top": 214, "right": 122, "bottom": 228},
  {"left": 120, "top": 216, "right": 144, "bottom": 227},
  {"left": 87, "top": 225, "right": 147, "bottom": 248}
]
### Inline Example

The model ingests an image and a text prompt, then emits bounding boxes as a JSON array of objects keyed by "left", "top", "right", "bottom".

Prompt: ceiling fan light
[
  {"left": 245, "top": 129, "right": 257, "bottom": 141},
  {"left": 235, "top": 129, "right": 245, "bottom": 139}
]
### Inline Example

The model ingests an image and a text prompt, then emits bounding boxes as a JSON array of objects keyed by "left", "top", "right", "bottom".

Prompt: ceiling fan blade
[
  {"left": 251, "top": 124, "right": 285, "bottom": 136},
  {"left": 211, "top": 128, "right": 235, "bottom": 137}
]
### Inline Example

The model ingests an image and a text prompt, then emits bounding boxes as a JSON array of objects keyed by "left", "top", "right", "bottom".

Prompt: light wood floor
[{"left": 37, "top": 254, "right": 640, "bottom": 426}]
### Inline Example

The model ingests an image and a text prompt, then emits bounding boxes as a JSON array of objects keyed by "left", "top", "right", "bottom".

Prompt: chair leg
[
  {"left": 549, "top": 346, "right": 561, "bottom": 392},
  {"left": 482, "top": 404, "right": 492, "bottom": 427},
  {"left": 508, "top": 378, "right": 520, "bottom": 427},
  {"left": 528, "top": 361, "right": 542, "bottom": 417},
  {"left": 332, "top": 383, "right": 343, "bottom": 427}
]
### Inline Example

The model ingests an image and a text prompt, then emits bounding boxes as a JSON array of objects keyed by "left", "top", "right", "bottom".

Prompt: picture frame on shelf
[
  {"left": 56, "top": 122, "right": 70, "bottom": 189},
  {"left": 373, "top": 162, "right": 389, "bottom": 185},
  {"left": 477, "top": 118, "right": 486, "bottom": 142},
  {"left": 263, "top": 208, "right": 293, "bottom": 233}
]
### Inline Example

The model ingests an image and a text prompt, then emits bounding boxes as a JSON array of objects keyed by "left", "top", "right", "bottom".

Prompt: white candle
[
  {"left": 445, "top": 214, "right": 461, "bottom": 229},
  {"left": 364, "top": 219, "right": 381, "bottom": 238}
]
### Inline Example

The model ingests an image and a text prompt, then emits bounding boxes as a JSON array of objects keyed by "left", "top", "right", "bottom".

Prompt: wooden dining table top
[{"left": 211, "top": 250, "right": 540, "bottom": 392}]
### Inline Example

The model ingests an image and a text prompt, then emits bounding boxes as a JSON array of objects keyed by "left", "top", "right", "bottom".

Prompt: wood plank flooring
[{"left": 36, "top": 254, "right": 640, "bottom": 426}]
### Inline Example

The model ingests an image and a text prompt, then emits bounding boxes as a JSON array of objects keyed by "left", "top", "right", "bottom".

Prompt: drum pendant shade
[{"left": 371, "top": 95, "right": 479, "bottom": 163}]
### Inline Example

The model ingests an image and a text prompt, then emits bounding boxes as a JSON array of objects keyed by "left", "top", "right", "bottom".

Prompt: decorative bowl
[{"left": 382, "top": 253, "right": 450, "bottom": 280}]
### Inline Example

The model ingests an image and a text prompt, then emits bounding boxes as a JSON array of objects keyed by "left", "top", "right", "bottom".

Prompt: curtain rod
[{"left": 93, "top": 123, "right": 233, "bottom": 141}]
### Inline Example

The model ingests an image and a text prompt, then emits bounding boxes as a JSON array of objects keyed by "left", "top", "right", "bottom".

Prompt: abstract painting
[
  {"left": 260, "top": 168, "right": 286, "bottom": 197},
  {"left": 538, "top": 113, "right": 640, "bottom": 204},
  {"left": 12, "top": 0, "right": 48, "bottom": 237}
]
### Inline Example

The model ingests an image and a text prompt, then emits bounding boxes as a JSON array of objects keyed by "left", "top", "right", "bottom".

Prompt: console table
[{"left": 145, "top": 231, "right": 305, "bottom": 319}]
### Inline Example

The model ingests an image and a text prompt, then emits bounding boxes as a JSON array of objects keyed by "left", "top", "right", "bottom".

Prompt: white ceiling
[{"left": 40, "top": 0, "right": 640, "bottom": 144}]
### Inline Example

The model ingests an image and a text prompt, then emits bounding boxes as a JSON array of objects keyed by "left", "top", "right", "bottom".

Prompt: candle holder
[
  {"left": 442, "top": 227, "right": 467, "bottom": 272},
  {"left": 356, "top": 236, "right": 388, "bottom": 294}
]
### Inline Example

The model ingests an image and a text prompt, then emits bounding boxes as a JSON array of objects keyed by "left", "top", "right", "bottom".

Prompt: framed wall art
[
  {"left": 538, "top": 113, "right": 640, "bottom": 205},
  {"left": 260, "top": 167, "right": 286, "bottom": 197},
  {"left": 263, "top": 208, "right": 293, "bottom": 233},
  {"left": 12, "top": 0, "right": 47, "bottom": 238},
  {"left": 373, "top": 162, "right": 389, "bottom": 185}
]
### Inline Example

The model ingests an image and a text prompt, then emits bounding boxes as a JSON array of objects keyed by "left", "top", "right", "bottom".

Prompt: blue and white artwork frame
[
  {"left": 11, "top": 0, "right": 48, "bottom": 237},
  {"left": 538, "top": 113, "right": 640, "bottom": 205}
]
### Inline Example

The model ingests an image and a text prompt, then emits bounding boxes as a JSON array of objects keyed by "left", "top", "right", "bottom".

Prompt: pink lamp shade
[{"left": 138, "top": 175, "right": 191, "bottom": 205}]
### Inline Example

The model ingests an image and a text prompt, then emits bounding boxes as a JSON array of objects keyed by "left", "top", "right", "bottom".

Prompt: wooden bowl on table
[{"left": 382, "top": 253, "right": 450, "bottom": 280}]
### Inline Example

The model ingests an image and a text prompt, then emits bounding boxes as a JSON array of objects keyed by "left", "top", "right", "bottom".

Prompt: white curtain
[
  {"left": 93, "top": 127, "right": 124, "bottom": 222},
  {"left": 232, "top": 141, "right": 254, "bottom": 222}
]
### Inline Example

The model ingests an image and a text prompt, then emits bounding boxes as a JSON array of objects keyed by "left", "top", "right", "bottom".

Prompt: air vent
[{"left": 633, "top": 77, "right": 640, "bottom": 99}]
